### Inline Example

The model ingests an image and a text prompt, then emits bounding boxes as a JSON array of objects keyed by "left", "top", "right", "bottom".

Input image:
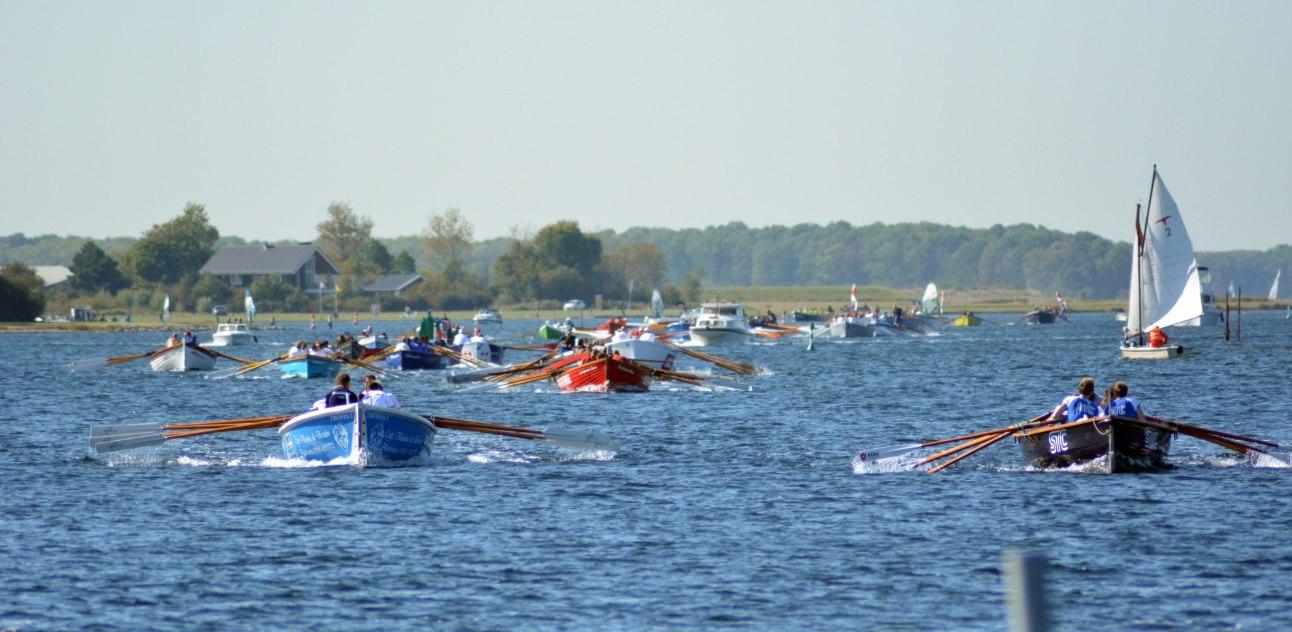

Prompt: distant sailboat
[
  {"left": 921, "top": 283, "right": 940, "bottom": 314},
  {"left": 1122, "top": 167, "right": 1203, "bottom": 360},
  {"left": 1269, "top": 268, "right": 1281, "bottom": 301},
  {"left": 244, "top": 288, "right": 257, "bottom": 324},
  {"left": 650, "top": 288, "right": 665, "bottom": 319},
  {"left": 162, "top": 294, "right": 171, "bottom": 323}
]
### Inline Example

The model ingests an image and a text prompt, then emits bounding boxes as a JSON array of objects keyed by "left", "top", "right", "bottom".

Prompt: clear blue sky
[{"left": 2, "top": 1, "right": 1289, "bottom": 250}]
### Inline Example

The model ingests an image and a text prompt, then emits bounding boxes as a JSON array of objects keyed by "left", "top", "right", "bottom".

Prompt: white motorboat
[
  {"left": 1121, "top": 167, "right": 1204, "bottom": 360},
  {"left": 473, "top": 308, "right": 503, "bottom": 324},
  {"left": 687, "top": 303, "right": 752, "bottom": 346},
  {"left": 210, "top": 323, "right": 255, "bottom": 346},
  {"left": 604, "top": 338, "right": 676, "bottom": 370},
  {"left": 148, "top": 345, "right": 217, "bottom": 372}
]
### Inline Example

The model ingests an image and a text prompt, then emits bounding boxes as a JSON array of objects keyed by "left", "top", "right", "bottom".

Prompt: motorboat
[
  {"left": 472, "top": 308, "right": 503, "bottom": 324},
  {"left": 687, "top": 303, "right": 752, "bottom": 346},
  {"left": 210, "top": 323, "right": 255, "bottom": 346}
]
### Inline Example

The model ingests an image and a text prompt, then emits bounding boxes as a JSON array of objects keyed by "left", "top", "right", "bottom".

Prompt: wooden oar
[
  {"left": 1127, "top": 417, "right": 1291, "bottom": 465},
  {"left": 71, "top": 346, "right": 171, "bottom": 371},
  {"left": 854, "top": 413, "right": 1053, "bottom": 465},
  {"left": 89, "top": 414, "right": 294, "bottom": 453},
  {"left": 1145, "top": 416, "right": 1281, "bottom": 449},
  {"left": 661, "top": 342, "right": 758, "bottom": 375},
  {"left": 926, "top": 429, "right": 1020, "bottom": 474},
  {"left": 204, "top": 348, "right": 256, "bottom": 365},
  {"left": 427, "top": 415, "right": 617, "bottom": 451}
]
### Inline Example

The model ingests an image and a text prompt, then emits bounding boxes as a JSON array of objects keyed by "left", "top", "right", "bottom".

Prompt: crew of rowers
[
  {"left": 555, "top": 323, "right": 657, "bottom": 354},
  {"left": 164, "top": 331, "right": 200, "bottom": 348},
  {"left": 310, "top": 372, "right": 400, "bottom": 411},
  {"left": 1050, "top": 377, "right": 1146, "bottom": 423}
]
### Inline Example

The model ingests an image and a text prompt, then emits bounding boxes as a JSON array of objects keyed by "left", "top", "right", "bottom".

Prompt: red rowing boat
[{"left": 552, "top": 352, "right": 648, "bottom": 393}]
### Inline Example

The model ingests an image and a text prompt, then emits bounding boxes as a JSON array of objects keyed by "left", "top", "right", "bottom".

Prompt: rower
[
  {"left": 611, "top": 328, "right": 631, "bottom": 342},
  {"left": 638, "top": 328, "right": 657, "bottom": 342},
  {"left": 287, "top": 340, "right": 309, "bottom": 358},
  {"left": 1102, "top": 382, "right": 1146, "bottom": 420},
  {"left": 360, "top": 375, "right": 401, "bottom": 409},
  {"left": 1050, "top": 377, "right": 1101, "bottom": 422},
  {"left": 182, "top": 330, "right": 197, "bottom": 346},
  {"left": 452, "top": 328, "right": 469, "bottom": 346},
  {"left": 323, "top": 373, "right": 360, "bottom": 407}
]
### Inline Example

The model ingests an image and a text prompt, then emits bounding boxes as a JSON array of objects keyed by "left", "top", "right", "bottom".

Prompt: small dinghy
[
  {"left": 280, "top": 356, "right": 342, "bottom": 379},
  {"left": 149, "top": 345, "right": 217, "bottom": 372},
  {"left": 279, "top": 402, "right": 437, "bottom": 466},
  {"left": 384, "top": 347, "right": 446, "bottom": 371}
]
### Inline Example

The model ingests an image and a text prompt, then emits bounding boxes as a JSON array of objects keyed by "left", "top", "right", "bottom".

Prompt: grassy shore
[{"left": 4, "top": 285, "right": 1283, "bottom": 332}]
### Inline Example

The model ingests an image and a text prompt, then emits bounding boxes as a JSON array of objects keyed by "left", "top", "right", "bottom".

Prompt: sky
[{"left": 2, "top": 1, "right": 1289, "bottom": 251}]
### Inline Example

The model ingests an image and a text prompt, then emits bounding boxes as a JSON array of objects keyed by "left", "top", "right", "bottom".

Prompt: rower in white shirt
[{"left": 360, "top": 375, "right": 401, "bottom": 409}]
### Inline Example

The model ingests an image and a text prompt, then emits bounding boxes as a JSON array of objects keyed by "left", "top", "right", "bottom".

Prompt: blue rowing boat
[
  {"left": 385, "top": 348, "right": 445, "bottom": 370},
  {"left": 278, "top": 403, "right": 437, "bottom": 466},
  {"left": 279, "top": 356, "right": 342, "bottom": 379}
]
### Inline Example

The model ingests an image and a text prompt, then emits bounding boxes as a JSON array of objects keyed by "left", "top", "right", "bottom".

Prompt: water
[{"left": 3, "top": 313, "right": 1290, "bottom": 629}]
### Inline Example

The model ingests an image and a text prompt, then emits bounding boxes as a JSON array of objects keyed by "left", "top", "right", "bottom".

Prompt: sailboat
[
  {"left": 1269, "top": 268, "right": 1281, "bottom": 301},
  {"left": 1121, "top": 167, "right": 1204, "bottom": 360}
]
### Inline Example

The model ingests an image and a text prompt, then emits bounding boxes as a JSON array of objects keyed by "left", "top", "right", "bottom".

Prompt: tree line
[{"left": 2, "top": 213, "right": 1289, "bottom": 320}]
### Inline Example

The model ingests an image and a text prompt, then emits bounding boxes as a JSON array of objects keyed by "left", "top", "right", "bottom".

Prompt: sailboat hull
[{"left": 1120, "top": 344, "right": 1187, "bottom": 360}]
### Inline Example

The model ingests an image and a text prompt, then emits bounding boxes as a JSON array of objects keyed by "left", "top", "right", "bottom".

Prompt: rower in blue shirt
[
  {"left": 323, "top": 373, "right": 360, "bottom": 407},
  {"left": 1102, "top": 381, "right": 1146, "bottom": 420},
  {"left": 1050, "top": 377, "right": 1102, "bottom": 422}
]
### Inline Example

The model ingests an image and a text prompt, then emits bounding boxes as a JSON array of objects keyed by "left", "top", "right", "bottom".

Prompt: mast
[{"left": 1134, "top": 165, "right": 1157, "bottom": 345}]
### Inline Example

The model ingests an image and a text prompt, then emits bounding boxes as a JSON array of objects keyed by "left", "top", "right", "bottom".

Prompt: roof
[
  {"left": 34, "top": 265, "right": 72, "bottom": 286},
  {"left": 200, "top": 244, "right": 339, "bottom": 276},
  {"left": 361, "top": 274, "right": 423, "bottom": 293}
]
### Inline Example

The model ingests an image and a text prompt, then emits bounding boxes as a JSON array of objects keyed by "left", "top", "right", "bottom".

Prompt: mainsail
[
  {"left": 1270, "top": 269, "right": 1281, "bottom": 301},
  {"left": 1126, "top": 170, "right": 1204, "bottom": 335},
  {"left": 162, "top": 294, "right": 171, "bottom": 323},
  {"left": 650, "top": 288, "right": 664, "bottom": 318},
  {"left": 244, "top": 288, "right": 257, "bottom": 322},
  {"left": 921, "top": 283, "right": 940, "bottom": 314}
]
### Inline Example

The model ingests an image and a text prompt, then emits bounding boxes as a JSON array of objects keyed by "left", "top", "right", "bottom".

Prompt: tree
[
  {"left": 191, "top": 274, "right": 231, "bottom": 306},
  {"left": 359, "top": 240, "right": 393, "bottom": 274},
  {"left": 0, "top": 261, "right": 45, "bottom": 321},
  {"left": 69, "top": 241, "right": 127, "bottom": 294},
  {"left": 390, "top": 251, "right": 416, "bottom": 274},
  {"left": 123, "top": 203, "right": 220, "bottom": 284},
  {"left": 316, "top": 201, "right": 374, "bottom": 266},
  {"left": 534, "top": 221, "right": 601, "bottom": 271},
  {"left": 492, "top": 240, "right": 543, "bottom": 301},
  {"left": 605, "top": 242, "right": 667, "bottom": 292},
  {"left": 422, "top": 208, "right": 474, "bottom": 277}
]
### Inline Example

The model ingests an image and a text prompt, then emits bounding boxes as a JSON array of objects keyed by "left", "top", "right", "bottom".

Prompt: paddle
[
  {"left": 89, "top": 414, "right": 294, "bottom": 453},
  {"left": 854, "top": 413, "right": 1053, "bottom": 466},
  {"left": 70, "top": 346, "right": 170, "bottom": 371},
  {"left": 428, "top": 416, "right": 617, "bottom": 451},
  {"left": 204, "top": 348, "right": 256, "bottom": 365},
  {"left": 1129, "top": 417, "right": 1291, "bottom": 466},
  {"left": 207, "top": 353, "right": 291, "bottom": 380},
  {"left": 660, "top": 342, "right": 759, "bottom": 376},
  {"left": 926, "top": 429, "right": 1019, "bottom": 474}
]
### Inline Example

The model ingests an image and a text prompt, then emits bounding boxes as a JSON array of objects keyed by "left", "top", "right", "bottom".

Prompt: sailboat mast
[{"left": 1134, "top": 166, "right": 1158, "bottom": 343}]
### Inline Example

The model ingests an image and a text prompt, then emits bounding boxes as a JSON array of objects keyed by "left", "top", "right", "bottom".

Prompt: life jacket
[
  {"left": 1107, "top": 397, "right": 1140, "bottom": 418},
  {"left": 324, "top": 387, "right": 359, "bottom": 407},
  {"left": 1148, "top": 327, "right": 1168, "bottom": 348},
  {"left": 1065, "top": 395, "right": 1100, "bottom": 422}
]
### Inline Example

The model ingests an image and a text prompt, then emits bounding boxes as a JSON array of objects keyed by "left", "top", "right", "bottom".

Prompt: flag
[{"left": 1134, "top": 203, "right": 1146, "bottom": 255}]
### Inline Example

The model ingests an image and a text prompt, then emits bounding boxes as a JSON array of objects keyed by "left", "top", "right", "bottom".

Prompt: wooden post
[
  {"left": 1237, "top": 288, "right": 1242, "bottom": 341},
  {"left": 1224, "top": 293, "right": 1231, "bottom": 341},
  {"left": 1003, "top": 549, "right": 1049, "bottom": 632}
]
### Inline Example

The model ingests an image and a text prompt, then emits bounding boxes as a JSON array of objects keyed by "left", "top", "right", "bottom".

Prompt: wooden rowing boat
[{"left": 1014, "top": 415, "right": 1174, "bottom": 472}]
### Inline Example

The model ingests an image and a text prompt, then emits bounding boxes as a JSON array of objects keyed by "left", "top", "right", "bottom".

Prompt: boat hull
[
  {"left": 952, "top": 315, "right": 982, "bottom": 327},
  {"left": 454, "top": 341, "right": 505, "bottom": 365},
  {"left": 829, "top": 320, "right": 873, "bottom": 338},
  {"left": 688, "top": 326, "right": 751, "bottom": 346},
  {"left": 1019, "top": 310, "right": 1057, "bottom": 324},
  {"left": 149, "top": 346, "right": 216, "bottom": 372},
  {"left": 605, "top": 339, "right": 676, "bottom": 370},
  {"left": 538, "top": 322, "right": 566, "bottom": 340},
  {"left": 1121, "top": 344, "right": 1188, "bottom": 360},
  {"left": 555, "top": 356, "right": 648, "bottom": 393},
  {"left": 385, "top": 349, "right": 445, "bottom": 371},
  {"left": 1016, "top": 417, "right": 1173, "bottom": 472},
  {"left": 210, "top": 332, "right": 254, "bottom": 346},
  {"left": 278, "top": 403, "right": 437, "bottom": 466},
  {"left": 280, "top": 356, "right": 342, "bottom": 378}
]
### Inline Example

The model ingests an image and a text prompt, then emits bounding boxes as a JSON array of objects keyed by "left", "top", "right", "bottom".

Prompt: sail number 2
[{"left": 1047, "top": 431, "right": 1070, "bottom": 455}]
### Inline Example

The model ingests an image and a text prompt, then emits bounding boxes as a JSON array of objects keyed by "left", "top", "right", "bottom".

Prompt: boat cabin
[{"left": 698, "top": 303, "right": 746, "bottom": 319}]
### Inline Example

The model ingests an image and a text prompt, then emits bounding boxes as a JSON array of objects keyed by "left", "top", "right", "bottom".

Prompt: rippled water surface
[{"left": 3, "top": 312, "right": 1291, "bottom": 630}]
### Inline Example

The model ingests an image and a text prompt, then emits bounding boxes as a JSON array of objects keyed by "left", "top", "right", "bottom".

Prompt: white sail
[
  {"left": 244, "top": 288, "right": 257, "bottom": 322},
  {"left": 1126, "top": 171, "right": 1204, "bottom": 334},
  {"left": 921, "top": 283, "right": 939, "bottom": 313},
  {"left": 1270, "top": 269, "right": 1281, "bottom": 301},
  {"left": 650, "top": 288, "right": 664, "bottom": 318},
  {"left": 162, "top": 294, "right": 171, "bottom": 323}
]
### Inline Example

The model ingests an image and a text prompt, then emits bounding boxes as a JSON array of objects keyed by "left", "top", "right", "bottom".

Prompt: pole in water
[
  {"left": 807, "top": 322, "right": 815, "bottom": 351},
  {"left": 1002, "top": 548, "right": 1049, "bottom": 632}
]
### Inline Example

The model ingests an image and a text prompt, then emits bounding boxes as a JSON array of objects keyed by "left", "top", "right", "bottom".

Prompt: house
[
  {"left": 360, "top": 273, "right": 423, "bottom": 298},
  {"left": 199, "top": 243, "right": 339, "bottom": 292}
]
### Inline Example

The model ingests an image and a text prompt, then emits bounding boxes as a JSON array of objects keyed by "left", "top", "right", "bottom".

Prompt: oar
[
  {"left": 89, "top": 414, "right": 294, "bottom": 453},
  {"left": 854, "top": 413, "right": 1053, "bottom": 465},
  {"left": 427, "top": 415, "right": 617, "bottom": 451},
  {"left": 1145, "top": 416, "right": 1281, "bottom": 449},
  {"left": 661, "top": 342, "right": 758, "bottom": 375},
  {"left": 1128, "top": 418, "right": 1291, "bottom": 466},
  {"left": 71, "top": 346, "right": 170, "bottom": 371},
  {"left": 926, "top": 429, "right": 1020, "bottom": 474},
  {"left": 204, "top": 348, "right": 256, "bottom": 365}
]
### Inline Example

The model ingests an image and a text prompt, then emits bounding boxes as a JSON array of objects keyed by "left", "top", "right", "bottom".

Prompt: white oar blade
[
  {"left": 90, "top": 432, "right": 168, "bottom": 453},
  {"left": 1251, "top": 450, "right": 1292, "bottom": 468},
  {"left": 90, "top": 423, "right": 166, "bottom": 439},
  {"left": 542, "top": 428, "right": 618, "bottom": 452},
  {"left": 855, "top": 443, "right": 924, "bottom": 463},
  {"left": 69, "top": 357, "right": 109, "bottom": 371}
]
